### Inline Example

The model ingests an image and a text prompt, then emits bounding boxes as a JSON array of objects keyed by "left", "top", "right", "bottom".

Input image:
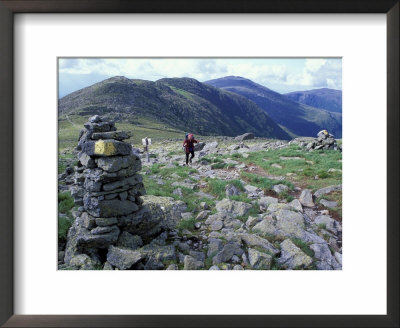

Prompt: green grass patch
[
  {"left": 58, "top": 192, "right": 74, "bottom": 214},
  {"left": 58, "top": 214, "right": 73, "bottom": 243},
  {"left": 177, "top": 217, "right": 196, "bottom": 232},
  {"left": 240, "top": 172, "right": 294, "bottom": 191},
  {"left": 291, "top": 238, "right": 314, "bottom": 258},
  {"left": 206, "top": 179, "right": 244, "bottom": 200}
]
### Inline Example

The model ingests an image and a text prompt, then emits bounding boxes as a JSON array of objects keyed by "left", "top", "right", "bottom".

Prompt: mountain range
[
  {"left": 58, "top": 76, "right": 291, "bottom": 140},
  {"left": 59, "top": 75, "right": 342, "bottom": 140},
  {"left": 205, "top": 76, "right": 342, "bottom": 138},
  {"left": 284, "top": 88, "right": 342, "bottom": 113}
]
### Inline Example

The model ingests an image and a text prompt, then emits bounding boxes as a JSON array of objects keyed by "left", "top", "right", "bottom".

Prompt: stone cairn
[
  {"left": 64, "top": 115, "right": 149, "bottom": 269},
  {"left": 305, "top": 130, "right": 341, "bottom": 151}
]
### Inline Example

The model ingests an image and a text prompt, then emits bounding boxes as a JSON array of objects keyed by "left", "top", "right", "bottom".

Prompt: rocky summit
[{"left": 59, "top": 118, "right": 342, "bottom": 270}]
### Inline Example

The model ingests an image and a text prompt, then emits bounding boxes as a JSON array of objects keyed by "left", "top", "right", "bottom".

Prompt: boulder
[
  {"left": 248, "top": 249, "right": 272, "bottom": 269},
  {"left": 212, "top": 241, "right": 244, "bottom": 265},
  {"left": 106, "top": 246, "right": 143, "bottom": 270},
  {"left": 313, "top": 185, "right": 342, "bottom": 198},
  {"left": 203, "top": 141, "right": 219, "bottom": 151},
  {"left": 310, "top": 243, "right": 341, "bottom": 270},
  {"left": 275, "top": 210, "right": 306, "bottom": 239},
  {"left": 215, "top": 199, "right": 252, "bottom": 218},
  {"left": 272, "top": 184, "right": 289, "bottom": 194},
  {"left": 252, "top": 216, "right": 276, "bottom": 236},
  {"left": 235, "top": 133, "right": 254, "bottom": 141},
  {"left": 299, "top": 189, "right": 314, "bottom": 207},
  {"left": 320, "top": 199, "right": 338, "bottom": 208},
  {"left": 183, "top": 255, "right": 204, "bottom": 270},
  {"left": 225, "top": 184, "right": 241, "bottom": 197},
  {"left": 96, "top": 154, "right": 141, "bottom": 173},
  {"left": 289, "top": 199, "right": 303, "bottom": 212},
  {"left": 239, "top": 233, "right": 279, "bottom": 255},
  {"left": 117, "top": 231, "right": 143, "bottom": 250},
  {"left": 83, "top": 196, "right": 139, "bottom": 217},
  {"left": 194, "top": 142, "right": 206, "bottom": 151},
  {"left": 91, "top": 131, "right": 131, "bottom": 141},
  {"left": 277, "top": 239, "right": 313, "bottom": 269}
]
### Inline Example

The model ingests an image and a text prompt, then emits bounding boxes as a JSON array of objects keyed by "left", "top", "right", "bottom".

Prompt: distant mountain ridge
[
  {"left": 284, "top": 88, "right": 342, "bottom": 113},
  {"left": 205, "top": 76, "right": 342, "bottom": 138},
  {"left": 58, "top": 76, "right": 291, "bottom": 140}
]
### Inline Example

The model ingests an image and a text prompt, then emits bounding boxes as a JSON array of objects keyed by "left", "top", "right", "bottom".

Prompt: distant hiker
[{"left": 183, "top": 133, "right": 198, "bottom": 165}]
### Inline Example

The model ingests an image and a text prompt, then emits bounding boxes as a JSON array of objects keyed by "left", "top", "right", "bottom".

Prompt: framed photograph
[{"left": 1, "top": 0, "right": 398, "bottom": 327}]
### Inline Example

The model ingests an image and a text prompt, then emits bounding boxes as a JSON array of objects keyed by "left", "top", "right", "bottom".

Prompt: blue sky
[{"left": 58, "top": 58, "right": 342, "bottom": 98}]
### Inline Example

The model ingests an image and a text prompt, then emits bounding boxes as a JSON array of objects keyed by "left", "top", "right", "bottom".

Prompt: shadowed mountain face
[
  {"left": 205, "top": 76, "right": 342, "bottom": 138},
  {"left": 284, "top": 88, "right": 342, "bottom": 113},
  {"left": 58, "top": 76, "right": 291, "bottom": 140}
]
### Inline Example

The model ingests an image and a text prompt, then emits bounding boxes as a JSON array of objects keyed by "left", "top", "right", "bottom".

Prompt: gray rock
[
  {"left": 106, "top": 246, "right": 143, "bottom": 270},
  {"left": 267, "top": 203, "right": 291, "bottom": 213},
  {"left": 78, "top": 212, "right": 96, "bottom": 230},
  {"left": 314, "top": 185, "right": 342, "bottom": 198},
  {"left": 258, "top": 196, "right": 278, "bottom": 209},
  {"left": 91, "top": 131, "right": 131, "bottom": 141},
  {"left": 320, "top": 199, "right": 338, "bottom": 208},
  {"left": 299, "top": 189, "right": 314, "bottom": 207},
  {"left": 215, "top": 199, "right": 252, "bottom": 218},
  {"left": 233, "top": 265, "right": 244, "bottom": 270},
  {"left": 103, "top": 261, "right": 114, "bottom": 270},
  {"left": 96, "top": 154, "right": 141, "bottom": 173},
  {"left": 314, "top": 215, "right": 337, "bottom": 234},
  {"left": 69, "top": 254, "right": 95, "bottom": 270},
  {"left": 84, "top": 196, "right": 139, "bottom": 217},
  {"left": 199, "top": 202, "right": 209, "bottom": 210},
  {"left": 183, "top": 255, "right": 204, "bottom": 270},
  {"left": 196, "top": 210, "right": 210, "bottom": 220},
  {"left": 244, "top": 185, "right": 258, "bottom": 193},
  {"left": 275, "top": 210, "right": 306, "bottom": 239},
  {"left": 248, "top": 248, "right": 272, "bottom": 269},
  {"left": 207, "top": 238, "right": 224, "bottom": 257},
  {"left": 310, "top": 243, "right": 341, "bottom": 270},
  {"left": 203, "top": 141, "right": 219, "bottom": 151},
  {"left": 278, "top": 239, "right": 313, "bottom": 269},
  {"left": 272, "top": 184, "right": 289, "bottom": 194},
  {"left": 194, "top": 142, "right": 206, "bottom": 151},
  {"left": 235, "top": 133, "right": 254, "bottom": 141},
  {"left": 289, "top": 199, "right": 303, "bottom": 212},
  {"left": 212, "top": 241, "right": 244, "bottom": 265},
  {"left": 239, "top": 233, "right": 279, "bottom": 255},
  {"left": 225, "top": 184, "right": 240, "bottom": 197},
  {"left": 210, "top": 220, "right": 224, "bottom": 231},
  {"left": 144, "top": 256, "right": 165, "bottom": 270},
  {"left": 117, "top": 231, "right": 143, "bottom": 249},
  {"left": 95, "top": 217, "right": 118, "bottom": 226},
  {"left": 209, "top": 265, "right": 220, "bottom": 270},
  {"left": 252, "top": 216, "right": 276, "bottom": 236},
  {"left": 166, "top": 264, "right": 179, "bottom": 270},
  {"left": 78, "top": 152, "right": 96, "bottom": 168},
  {"left": 245, "top": 216, "right": 260, "bottom": 229}
]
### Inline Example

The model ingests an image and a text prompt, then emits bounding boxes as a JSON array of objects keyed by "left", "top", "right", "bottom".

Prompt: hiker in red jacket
[{"left": 183, "top": 133, "right": 198, "bottom": 165}]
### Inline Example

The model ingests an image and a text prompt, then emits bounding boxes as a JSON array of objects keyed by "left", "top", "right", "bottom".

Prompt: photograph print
[{"left": 58, "top": 58, "right": 342, "bottom": 271}]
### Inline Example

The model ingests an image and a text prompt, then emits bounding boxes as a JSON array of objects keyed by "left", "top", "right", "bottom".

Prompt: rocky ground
[{"left": 58, "top": 133, "right": 342, "bottom": 270}]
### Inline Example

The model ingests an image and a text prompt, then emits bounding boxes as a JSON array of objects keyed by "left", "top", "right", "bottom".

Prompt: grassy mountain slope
[
  {"left": 284, "top": 88, "right": 342, "bottom": 113},
  {"left": 205, "top": 76, "right": 342, "bottom": 138},
  {"left": 58, "top": 76, "right": 290, "bottom": 140}
]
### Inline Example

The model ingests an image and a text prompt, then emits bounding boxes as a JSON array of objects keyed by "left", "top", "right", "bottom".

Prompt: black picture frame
[{"left": 0, "top": 1, "right": 398, "bottom": 327}]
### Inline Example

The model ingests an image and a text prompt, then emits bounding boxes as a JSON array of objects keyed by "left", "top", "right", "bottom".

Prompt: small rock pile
[
  {"left": 64, "top": 115, "right": 146, "bottom": 268},
  {"left": 305, "top": 130, "right": 341, "bottom": 151}
]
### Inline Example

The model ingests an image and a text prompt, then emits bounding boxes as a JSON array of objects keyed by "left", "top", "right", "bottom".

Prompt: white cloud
[{"left": 59, "top": 58, "right": 342, "bottom": 95}]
